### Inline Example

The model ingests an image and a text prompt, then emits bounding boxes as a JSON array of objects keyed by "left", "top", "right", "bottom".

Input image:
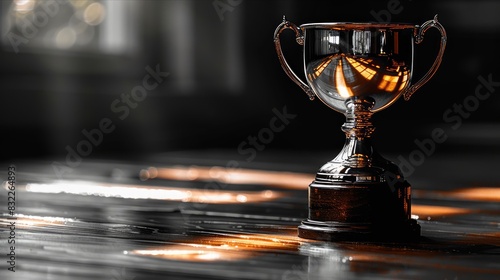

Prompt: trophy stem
[
  {"left": 298, "top": 97, "right": 420, "bottom": 242},
  {"left": 338, "top": 98, "right": 375, "bottom": 169},
  {"left": 342, "top": 98, "right": 375, "bottom": 140}
]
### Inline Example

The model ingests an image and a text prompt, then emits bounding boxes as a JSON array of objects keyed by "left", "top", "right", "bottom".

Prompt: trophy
[{"left": 274, "top": 15, "right": 446, "bottom": 241}]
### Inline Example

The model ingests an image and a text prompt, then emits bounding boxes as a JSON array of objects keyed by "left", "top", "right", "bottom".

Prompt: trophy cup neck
[
  {"left": 336, "top": 98, "right": 376, "bottom": 169},
  {"left": 341, "top": 98, "right": 375, "bottom": 141}
]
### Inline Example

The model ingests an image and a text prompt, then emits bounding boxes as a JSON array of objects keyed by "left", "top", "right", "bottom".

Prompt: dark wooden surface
[{"left": 1, "top": 152, "right": 499, "bottom": 280}]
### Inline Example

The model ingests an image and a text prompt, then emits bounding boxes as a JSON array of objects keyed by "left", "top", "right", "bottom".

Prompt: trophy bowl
[{"left": 274, "top": 15, "right": 446, "bottom": 241}]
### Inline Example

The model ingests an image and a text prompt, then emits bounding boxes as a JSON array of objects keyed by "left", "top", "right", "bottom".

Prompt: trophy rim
[{"left": 300, "top": 22, "right": 416, "bottom": 30}]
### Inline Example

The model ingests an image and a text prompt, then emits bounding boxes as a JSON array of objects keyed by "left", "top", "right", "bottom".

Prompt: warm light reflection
[
  {"left": 345, "top": 57, "right": 376, "bottom": 81},
  {"left": 412, "top": 204, "right": 472, "bottom": 220},
  {"left": 467, "top": 232, "right": 500, "bottom": 239},
  {"left": 445, "top": 187, "right": 500, "bottom": 202},
  {"left": 0, "top": 214, "right": 75, "bottom": 228},
  {"left": 464, "top": 232, "right": 500, "bottom": 247},
  {"left": 414, "top": 187, "right": 500, "bottom": 202},
  {"left": 360, "top": 67, "right": 377, "bottom": 81},
  {"left": 142, "top": 166, "right": 314, "bottom": 190},
  {"left": 24, "top": 181, "right": 284, "bottom": 203},
  {"left": 131, "top": 246, "right": 253, "bottom": 262},
  {"left": 199, "top": 233, "right": 303, "bottom": 251},
  {"left": 335, "top": 59, "right": 354, "bottom": 98},
  {"left": 312, "top": 59, "right": 332, "bottom": 79},
  {"left": 379, "top": 74, "right": 399, "bottom": 92},
  {"left": 342, "top": 57, "right": 411, "bottom": 93},
  {"left": 398, "top": 72, "right": 409, "bottom": 91},
  {"left": 130, "top": 233, "right": 306, "bottom": 262},
  {"left": 375, "top": 70, "right": 409, "bottom": 92}
]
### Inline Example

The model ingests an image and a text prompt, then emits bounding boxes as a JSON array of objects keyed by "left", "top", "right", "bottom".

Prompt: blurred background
[{"left": 1, "top": 0, "right": 499, "bottom": 165}]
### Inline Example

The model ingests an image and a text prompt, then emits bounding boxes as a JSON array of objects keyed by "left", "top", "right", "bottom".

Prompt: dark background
[{"left": 1, "top": 0, "right": 499, "bottom": 164}]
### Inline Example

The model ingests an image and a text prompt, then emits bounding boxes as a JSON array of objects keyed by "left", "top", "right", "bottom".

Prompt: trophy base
[
  {"left": 298, "top": 218, "right": 420, "bottom": 242},
  {"left": 298, "top": 180, "right": 420, "bottom": 242}
]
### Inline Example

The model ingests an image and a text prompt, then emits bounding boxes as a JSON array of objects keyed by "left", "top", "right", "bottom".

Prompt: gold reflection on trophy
[
  {"left": 335, "top": 59, "right": 354, "bottom": 98},
  {"left": 307, "top": 54, "right": 411, "bottom": 100}
]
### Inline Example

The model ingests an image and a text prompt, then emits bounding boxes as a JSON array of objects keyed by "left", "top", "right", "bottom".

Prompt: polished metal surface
[
  {"left": 304, "top": 28, "right": 413, "bottom": 112},
  {"left": 274, "top": 15, "right": 447, "bottom": 112},
  {"left": 274, "top": 16, "right": 447, "bottom": 241}
]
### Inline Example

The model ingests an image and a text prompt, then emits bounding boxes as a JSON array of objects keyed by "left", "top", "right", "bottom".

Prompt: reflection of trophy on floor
[{"left": 274, "top": 15, "right": 446, "bottom": 241}]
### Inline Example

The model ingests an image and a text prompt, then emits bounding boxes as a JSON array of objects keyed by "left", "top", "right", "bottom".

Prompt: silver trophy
[{"left": 274, "top": 15, "right": 446, "bottom": 241}]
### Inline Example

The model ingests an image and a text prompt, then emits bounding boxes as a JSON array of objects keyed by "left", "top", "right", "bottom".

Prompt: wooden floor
[{"left": 1, "top": 152, "right": 499, "bottom": 279}]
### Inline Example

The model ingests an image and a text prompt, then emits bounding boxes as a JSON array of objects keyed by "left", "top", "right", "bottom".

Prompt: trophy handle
[
  {"left": 274, "top": 16, "right": 315, "bottom": 100},
  {"left": 403, "top": 14, "right": 447, "bottom": 101}
]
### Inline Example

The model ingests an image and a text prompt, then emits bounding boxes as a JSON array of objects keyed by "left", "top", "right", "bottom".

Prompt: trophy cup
[{"left": 274, "top": 15, "right": 446, "bottom": 241}]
